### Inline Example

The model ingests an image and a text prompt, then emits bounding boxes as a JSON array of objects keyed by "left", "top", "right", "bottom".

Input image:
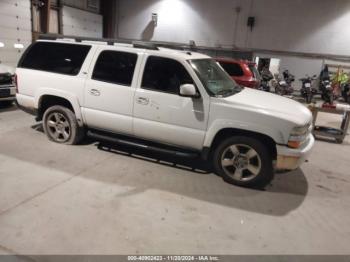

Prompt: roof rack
[{"left": 37, "top": 34, "right": 194, "bottom": 52}]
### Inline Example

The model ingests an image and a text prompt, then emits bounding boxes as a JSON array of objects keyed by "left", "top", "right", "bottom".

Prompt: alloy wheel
[
  {"left": 220, "top": 144, "right": 262, "bottom": 182},
  {"left": 46, "top": 112, "right": 71, "bottom": 142}
]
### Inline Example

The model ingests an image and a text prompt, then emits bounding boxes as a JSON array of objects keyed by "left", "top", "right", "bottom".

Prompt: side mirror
[{"left": 180, "top": 84, "right": 199, "bottom": 98}]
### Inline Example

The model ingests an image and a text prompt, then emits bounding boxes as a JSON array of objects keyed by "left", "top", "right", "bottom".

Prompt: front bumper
[
  {"left": 0, "top": 85, "right": 16, "bottom": 101},
  {"left": 275, "top": 134, "right": 315, "bottom": 170}
]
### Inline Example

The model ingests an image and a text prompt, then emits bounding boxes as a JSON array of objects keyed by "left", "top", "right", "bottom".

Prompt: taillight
[{"left": 13, "top": 74, "right": 18, "bottom": 93}]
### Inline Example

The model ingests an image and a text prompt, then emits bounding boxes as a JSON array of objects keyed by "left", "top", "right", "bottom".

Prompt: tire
[
  {"left": 275, "top": 86, "right": 282, "bottom": 95},
  {"left": 306, "top": 93, "right": 312, "bottom": 104},
  {"left": 43, "top": 105, "right": 85, "bottom": 145},
  {"left": 329, "top": 93, "right": 334, "bottom": 104},
  {"left": 213, "top": 136, "right": 274, "bottom": 188}
]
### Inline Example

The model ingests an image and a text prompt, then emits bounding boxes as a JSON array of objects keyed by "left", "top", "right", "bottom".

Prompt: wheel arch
[
  {"left": 35, "top": 90, "right": 83, "bottom": 126},
  {"left": 204, "top": 128, "right": 277, "bottom": 161}
]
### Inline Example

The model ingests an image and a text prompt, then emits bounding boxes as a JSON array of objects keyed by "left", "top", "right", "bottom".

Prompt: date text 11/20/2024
[{"left": 127, "top": 255, "right": 220, "bottom": 261}]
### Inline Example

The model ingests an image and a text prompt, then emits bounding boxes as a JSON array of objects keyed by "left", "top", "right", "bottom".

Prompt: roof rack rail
[
  {"left": 38, "top": 33, "right": 131, "bottom": 45},
  {"left": 37, "top": 34, "right": 192, "bottom": 52},
  {"left": 132, "top": 41, "right": 159, "bottom": 50}
]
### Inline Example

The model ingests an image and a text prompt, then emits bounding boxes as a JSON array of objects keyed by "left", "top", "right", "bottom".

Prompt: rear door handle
[
  {"left": 136, "top": 97, "right": 149, "bottom": 105},
  {"left": 90, "top": 89, "right": 101, "bottom": 96}
]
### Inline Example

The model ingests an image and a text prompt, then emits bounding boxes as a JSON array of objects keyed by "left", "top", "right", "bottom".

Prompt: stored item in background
[{"left": 310, "top": 103, "right": 350, "bottom": 144}]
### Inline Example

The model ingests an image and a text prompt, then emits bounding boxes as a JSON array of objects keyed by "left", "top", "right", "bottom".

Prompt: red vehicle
[{"left": 216, "top": 58, "right": 261, "bottom": 89}]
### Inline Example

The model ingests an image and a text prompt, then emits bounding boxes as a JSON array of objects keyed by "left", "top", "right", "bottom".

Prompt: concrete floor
[{"left": 0, "top": 104, "right": 349, "bottom": 255}]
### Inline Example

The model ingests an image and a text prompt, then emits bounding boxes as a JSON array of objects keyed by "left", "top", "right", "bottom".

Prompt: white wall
[
  {"left": 117, "top": 0, "right": 350, "bottom": 56},
  {"left": 62, "top": 6, "right": 103, "bottom": 38},
  {"left": 0, "top": 0, "right": 32, "bottom": 68}
]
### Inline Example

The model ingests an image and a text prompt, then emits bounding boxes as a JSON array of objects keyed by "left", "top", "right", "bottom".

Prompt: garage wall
[
  {"left": 61, "top": 0, "right": 101, "bottom": 14},
  {"left": 62, "top": 6, "right": 103, "bottom": 38},
  {"left": 0, "top": 0, "right": 32, "bottom": 68},
  {"left": 116, "top": 0, "right": 350, "bottom": 57}
]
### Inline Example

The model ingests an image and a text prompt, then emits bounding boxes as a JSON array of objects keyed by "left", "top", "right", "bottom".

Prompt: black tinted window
[
  {"left": 142, "top": 56, "right": 193, "bottom": 94},
  {"left": 219, "top": 62, "right": 244, "bottom": 77},
  {"left": 92, "top": 51, "right": 137, "bottom": 86},
  {"left": 19, "top": 42, "right": 91, "bottom": 75}
]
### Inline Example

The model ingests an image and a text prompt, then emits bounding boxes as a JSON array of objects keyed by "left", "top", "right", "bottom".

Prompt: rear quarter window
[{"left": 18, "top": 42, "right": 91, "bottom": 76}]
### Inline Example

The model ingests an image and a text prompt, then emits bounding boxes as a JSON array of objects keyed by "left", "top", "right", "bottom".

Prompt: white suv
[{"left": 16, "top": 39, "right": 314, "bottom": 188}]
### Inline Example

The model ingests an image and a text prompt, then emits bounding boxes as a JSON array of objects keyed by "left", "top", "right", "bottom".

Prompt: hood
[
  {"left": 223, "top": 88, "right": 312, "bottom": 126},
  {"left": 0, "top": 64, "right": 15, "bottom": 75}
]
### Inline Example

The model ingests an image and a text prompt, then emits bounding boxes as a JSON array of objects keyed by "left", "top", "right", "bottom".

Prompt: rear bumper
[
  {"left": 15, "top": 94, "right": 38, "bottom": 116},
  {"left": 275, "top": 134, "right": 315, "bottom": 170}
]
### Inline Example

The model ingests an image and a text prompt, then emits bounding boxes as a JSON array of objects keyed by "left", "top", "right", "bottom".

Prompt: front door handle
[
  {"left": 136, "top": 97, "right": 149, "bottom": 105},
  {"left": 90, "top": 89, "right": 101, "bottom": 96}
]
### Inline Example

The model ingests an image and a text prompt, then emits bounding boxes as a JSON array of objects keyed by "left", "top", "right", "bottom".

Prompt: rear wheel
[
  {"left": 213, "top": 136, "right": 274, "bottom": 188},
  {"left": 43, "top": 105, "right": 85, "bottom": 145}
]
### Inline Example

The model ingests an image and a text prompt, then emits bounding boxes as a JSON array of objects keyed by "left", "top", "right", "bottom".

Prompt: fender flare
[{"left": 34, "top": 88, "right": 83, "bottom": 125}]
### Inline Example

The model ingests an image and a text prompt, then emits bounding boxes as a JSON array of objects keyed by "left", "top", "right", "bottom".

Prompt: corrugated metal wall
[
  {"left": 62, "top": 5, "right": 102, "bottom": 38},
  {"left": 0, "top": 0, "right": 32, "bottom": 67}
]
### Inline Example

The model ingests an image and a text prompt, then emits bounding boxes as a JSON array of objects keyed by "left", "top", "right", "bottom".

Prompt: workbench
[{"left": 310, "top": 104, "right": 350, "bottom": 144}]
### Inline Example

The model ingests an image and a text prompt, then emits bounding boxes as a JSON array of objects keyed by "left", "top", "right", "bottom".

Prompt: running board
[{"left": 87, "top": 130, "right": 199, "bottom": 159}]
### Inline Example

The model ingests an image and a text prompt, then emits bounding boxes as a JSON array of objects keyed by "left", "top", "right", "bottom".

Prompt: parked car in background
[
  {"left": 216, "top": 58, "right": 261, "bottom": 89},
  {"left": 0, "top": 64, "right": 16, "bottom": 107},
  {"left": 16, "top": 39, "right": 314, "bottom": 188}
]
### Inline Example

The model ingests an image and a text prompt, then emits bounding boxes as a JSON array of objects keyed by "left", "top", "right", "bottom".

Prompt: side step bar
[{"left": 87, "top": 130, "right": 199, "bottom": 159}]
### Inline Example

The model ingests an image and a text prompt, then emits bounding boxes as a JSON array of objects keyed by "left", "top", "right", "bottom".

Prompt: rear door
[{"left": 82, "top": 47, "right": 140, "bottom": 135}]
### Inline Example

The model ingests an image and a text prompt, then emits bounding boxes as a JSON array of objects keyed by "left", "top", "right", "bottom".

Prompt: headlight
[{"left": 288, "top": 124, "right": 311, "bottom": 148}]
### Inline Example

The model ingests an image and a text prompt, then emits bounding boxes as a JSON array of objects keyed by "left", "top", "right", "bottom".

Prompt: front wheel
[
  {"left": 43, "top": 105, "right": 85, "bottom": 145},
  {"left": 213, "top": 136, "right": 274, "bottom": 188},
  {"left": 306, "top": 92, "right": 312, "bottom": 104}
]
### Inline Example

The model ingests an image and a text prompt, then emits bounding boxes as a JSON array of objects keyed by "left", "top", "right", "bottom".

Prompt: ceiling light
[{"left": 14, "top": 43, "right": 24, "bottom": 49}]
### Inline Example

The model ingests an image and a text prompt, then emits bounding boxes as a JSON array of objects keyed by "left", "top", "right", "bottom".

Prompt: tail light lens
[{"left": 13, "top": 74, "right": 18, "bottom": 93}]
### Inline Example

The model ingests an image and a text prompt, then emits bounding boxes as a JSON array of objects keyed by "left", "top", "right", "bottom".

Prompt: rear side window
[
  {"left": 92, "top": 50, "right": 137, "bottom": 86},
  {"left": 219, "top": 62, "right": 244, "bottom": 77},
  {"left": 142, "top": 56, "right": 193, "bottom": 94},
  {"left": 18, "top": 42, "right": 91, "bottom": 75}
]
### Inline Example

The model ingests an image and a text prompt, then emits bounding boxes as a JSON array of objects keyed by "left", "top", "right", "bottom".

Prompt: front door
[{"left": 133, "top": 56, "right": 209, "bottom": 150}]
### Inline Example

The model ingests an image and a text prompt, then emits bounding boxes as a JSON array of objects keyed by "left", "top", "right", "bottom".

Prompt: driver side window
[{"left": 141, "top": 56, "right": 194, "bottom": 94}]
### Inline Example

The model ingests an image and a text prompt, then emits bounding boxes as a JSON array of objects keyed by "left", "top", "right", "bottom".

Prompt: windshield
[{"left": 189, "top": 59, "right": 242, "bottom": 97}]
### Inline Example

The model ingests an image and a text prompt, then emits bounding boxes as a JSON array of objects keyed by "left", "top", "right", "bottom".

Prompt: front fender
[{"left": 203, "top": 119, "right": 286, "bottom": 148}]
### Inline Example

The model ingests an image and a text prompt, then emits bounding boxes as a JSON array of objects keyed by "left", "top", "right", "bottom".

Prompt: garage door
[
  {"left": 62, "top": 6, "right": 102, "bottom": 38},
  {"left": 0, "top": 0, "right": 32, "bottom": 68}
]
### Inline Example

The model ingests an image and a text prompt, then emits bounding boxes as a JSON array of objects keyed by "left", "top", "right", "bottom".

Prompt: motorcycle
[
  {"left": 274, "top": 70, "right": 294, "bottom": 96},
  {"left": 259, "top": 68, "right": 274, "bottom": 92},
  {"left": 319, "top": 65, "right": 334, "bottom": 104},
  {"left": 320, "top": 78, "right": 334, "bottom": 104},
  {"left": 300, "top": 75, "right": 317, "bottom": 104}
]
